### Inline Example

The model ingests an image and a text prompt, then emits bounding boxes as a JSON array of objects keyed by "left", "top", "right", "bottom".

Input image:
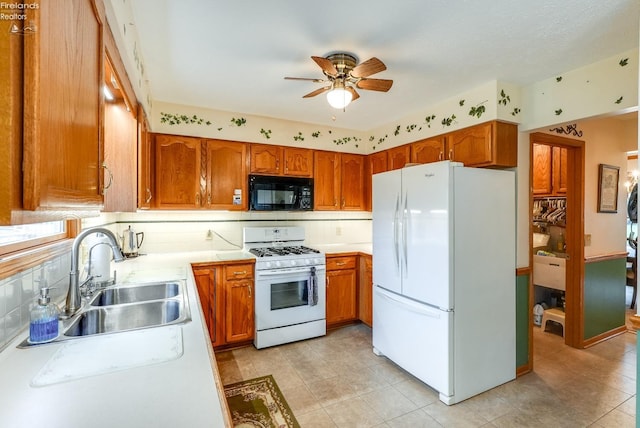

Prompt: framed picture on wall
[{"left": 597, "top": 163, "right": 620, "bottom": 213}]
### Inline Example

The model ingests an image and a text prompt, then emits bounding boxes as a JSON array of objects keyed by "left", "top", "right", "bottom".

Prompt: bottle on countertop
[
  {"left": 556, "top": 232, "right": 565, "bottom": 252},
  {"left": 29, "top": 287, "right": 60, "bottom": 343}
]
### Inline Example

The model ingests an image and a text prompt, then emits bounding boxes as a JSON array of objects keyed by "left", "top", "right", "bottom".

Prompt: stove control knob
[
  {"left": 305, "top": 259, "right": 311, "bottom": 265},
  {"left": 264, "top": 262, "right": 272, "bottom": 269},
  {"left": 290, "top": 260, "right": 297, "bottom": 266},
  {"left": 275, "top": 261, "right": 281, "bottom": 268}
]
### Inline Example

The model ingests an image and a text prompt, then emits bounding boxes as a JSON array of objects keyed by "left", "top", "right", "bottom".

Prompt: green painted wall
[
  {"left": 516, "top": 273, "right": 529, "bottom": 368},
  {"left": 583, "top": 258, "right": 626, "bottom": 340}
]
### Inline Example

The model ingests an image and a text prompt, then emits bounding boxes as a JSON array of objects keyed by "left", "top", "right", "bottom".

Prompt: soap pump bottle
[{"left": 29, "top": 287, "right": 60, "bottom": 343}]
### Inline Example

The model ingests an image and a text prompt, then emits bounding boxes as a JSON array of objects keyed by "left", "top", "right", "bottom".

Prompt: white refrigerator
[{"left": 372, "top": 160, "right": 516, "bottom": 405}]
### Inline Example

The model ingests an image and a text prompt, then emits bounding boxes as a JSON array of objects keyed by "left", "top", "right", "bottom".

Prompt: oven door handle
[{"left": 256, "top": 266, "right": 325, "bottom": 276}]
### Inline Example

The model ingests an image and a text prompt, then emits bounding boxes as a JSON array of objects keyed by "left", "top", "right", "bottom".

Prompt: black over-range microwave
[{"left": 249, "top": 175, "right": 313, "bottom": 211}]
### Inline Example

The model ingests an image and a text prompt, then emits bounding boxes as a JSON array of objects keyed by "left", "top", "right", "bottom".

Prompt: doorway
[{"left": 530, "top": 133, "right": 585, "bottom": 351}]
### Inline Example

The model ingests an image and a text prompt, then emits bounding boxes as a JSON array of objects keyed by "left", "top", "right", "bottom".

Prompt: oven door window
[{"left": 271, "top": 279, "right": 309, "bottom": 310}]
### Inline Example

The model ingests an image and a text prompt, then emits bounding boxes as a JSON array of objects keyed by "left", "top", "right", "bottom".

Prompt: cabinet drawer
[
  {"left": 326, "top": 256, "right": 357, "bottom": 270},
  {"left": 224, "top": 264, "right": 254, "bottom": 280}
]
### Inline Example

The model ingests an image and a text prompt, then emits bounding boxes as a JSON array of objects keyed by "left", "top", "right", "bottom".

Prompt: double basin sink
[{"left": 19, "top": 281, "right": 191, "bottom": 347}]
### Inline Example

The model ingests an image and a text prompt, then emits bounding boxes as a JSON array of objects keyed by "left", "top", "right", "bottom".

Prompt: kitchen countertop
[
  {"left": 0, "top": 250, "right": 255, "bottom": 428},
  {"left": 313, "top": 242, "right": 372, "bottom": 255}
]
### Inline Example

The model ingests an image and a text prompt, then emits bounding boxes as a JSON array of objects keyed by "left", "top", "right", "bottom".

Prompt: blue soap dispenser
[{"left": 29, "top": 287, "right": 60, "bottom": 343}]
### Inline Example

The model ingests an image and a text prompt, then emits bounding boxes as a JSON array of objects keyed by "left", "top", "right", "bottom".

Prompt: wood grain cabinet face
[
  {"left": 205, "top": 140, "right": 247, "bottom": 210},
  {"left": 314, "top": 151, "right": 341, "bottom": 210},
  {"left": 388, "top": 145, "right": 411, "bottom": 170},
  {"left": 447, "top": 121, "right": 517, "bottom": 168},
  {"left": 22, "top": 0, "right": 105, "bottom": 210},
  {"left": 283, "top": 147, "right": 313, "bottom": 177},
  {"left": 358, "top": 255, "right": 373, "bottom": 327},
  {"left": 137, "top": 107, "right": 153, "bottom": 209},
  {"left": 340, "top": 154, "right": 365, "bottom": 210},
  {"left": 153, "top": 135, "right": 203, "bottom": 209},
  {"left": 532, "top": 143, "right": 567, "bottom": 196},
  {"left": 552, "top": 146, "right": 568, "bottom": 194},
  {"left": 250, "top": 144, "right": 282, "bottom": 175},
  {"left": 411, "top": 138, "right": 446, "bottom": 164},
  {"left": 224, "top": 263, "right": 254, "bottom": 344},
  {"left": 326, "top": 256, "right": 357, "bottom": 326}
]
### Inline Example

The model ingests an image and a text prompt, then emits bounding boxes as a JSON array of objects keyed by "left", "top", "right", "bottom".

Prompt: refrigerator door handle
[
  {"left": 393, "top": 192, "right": 401, "bottom": 273},
  {"left": 402, "top": 192, "right": 408, "bottom": 276},
  {"left": 376, "top": 286, "right": 442, "bottom": 318}
]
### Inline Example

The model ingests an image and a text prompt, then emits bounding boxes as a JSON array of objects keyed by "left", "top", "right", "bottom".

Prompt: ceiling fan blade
[
  {"left": 351, "top": 57, "right": 386, "bottom": 78},
  {"left": 356, "top": 78, "right": 393, "bottom": 92},
  {"left": 303, "top": 86, "right": 331, "bottom": 98},
  {"left": 284, "top": 77, "right": 325, "bottom": 82},
  {"left": 311, "top": 56, "right": 338, "bottom": 76},
  {"left": 346, "top": 86, "right": 360, "bottom": 101}
]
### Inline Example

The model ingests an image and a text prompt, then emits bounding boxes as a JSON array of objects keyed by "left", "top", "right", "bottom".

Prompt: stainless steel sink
[
  {"left": 90, "top": 282, "right": 181, "bottom": 306},
  {"left": 64, "top": 300, "right": 187, "bottom": 337},
  {"left": 17, "top": 280, "right": 191, "bottom": 347}
]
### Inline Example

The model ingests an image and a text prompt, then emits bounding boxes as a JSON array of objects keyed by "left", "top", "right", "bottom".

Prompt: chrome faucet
[{"left": 62, "top": 228, "right": 126, "bottom": 318}]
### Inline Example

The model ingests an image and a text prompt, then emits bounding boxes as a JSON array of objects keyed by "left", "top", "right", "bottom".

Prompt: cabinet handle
[
  {"left": 247, "top": 284, "right": 252, "bottom": 298},
  {"left": 234, "top": 270, "right": 247, "bottom": 275},
  {"left": 336, "top": 262, "right": 345, "bottom": 266},
  {"left": 334, "top": 199, "right": 337, "bottom": 207},
  {"left": 448, "top": 149, "right": 453, "bottom": 160},
  {"left": 341, "top": 198, "right": 345, "bottom": 208},
  {"left": 207, "top": 192, "right": 211, "bottom": 205},
  {"left": 196, "top": 193, "right": 201, "bottom": 206},
  {"left": 102, "top": 163, "right": 113, "bottom": 195},
  {"left": 439, "top": 151, "right": 443, "bottom": 161},
  {"left": 145, "top": 188, "right": 152, "bottom": 204}
]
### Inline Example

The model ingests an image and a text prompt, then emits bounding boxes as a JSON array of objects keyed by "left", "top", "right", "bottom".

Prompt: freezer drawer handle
[{"left": 376, "top": 287, "right": 443, "bottom": 318}]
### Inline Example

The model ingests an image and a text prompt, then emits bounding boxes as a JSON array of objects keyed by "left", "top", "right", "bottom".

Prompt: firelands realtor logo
[{"left": 1, "top": 2, "right": 39, "bottom": 34}]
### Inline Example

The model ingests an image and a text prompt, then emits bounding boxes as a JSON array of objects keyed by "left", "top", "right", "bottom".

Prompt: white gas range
[{"left": 243, "top": 226, "right": 326, "bottom": 349}]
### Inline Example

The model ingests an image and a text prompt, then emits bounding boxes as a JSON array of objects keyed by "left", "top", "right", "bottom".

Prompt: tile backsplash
[{"left": 0, "top": 252, "right": 70, "bottom": 350}]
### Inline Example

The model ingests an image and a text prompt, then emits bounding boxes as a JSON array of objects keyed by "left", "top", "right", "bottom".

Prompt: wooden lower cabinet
[
  {"left": 191, "top": 261, "right": 254, "bottom": 348},
  {"left": 358, "top": 255, "right": 373, "bottom": 327},
  {"left": 326, "top": 255, "right": 358, "bottom": 326}
]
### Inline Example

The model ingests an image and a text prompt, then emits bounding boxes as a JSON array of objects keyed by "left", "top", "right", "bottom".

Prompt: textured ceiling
[{"left": 128, "top": 0, "right": 639, "bottom": 131}]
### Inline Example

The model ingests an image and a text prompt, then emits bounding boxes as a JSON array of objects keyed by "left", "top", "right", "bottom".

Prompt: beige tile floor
[{"left": 217, "top": 320, "right": 636, "bottom": 428}]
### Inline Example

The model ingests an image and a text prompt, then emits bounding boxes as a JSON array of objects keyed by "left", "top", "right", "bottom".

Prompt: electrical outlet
[
  {"left": 584, "top": 234, "right": 591, "bottom": 246},
  {"left": 206, "top": 229, "right": 213, "bottom": 240}
]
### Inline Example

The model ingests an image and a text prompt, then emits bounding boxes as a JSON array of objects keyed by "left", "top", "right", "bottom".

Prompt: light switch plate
[{"left": 584, "top": 234, "right": 591, "bottom": 246}]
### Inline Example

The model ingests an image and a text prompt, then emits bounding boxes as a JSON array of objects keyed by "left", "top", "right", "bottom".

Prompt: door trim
[{"left": 529, "top": 133, "right": 585, "bottom": 355}]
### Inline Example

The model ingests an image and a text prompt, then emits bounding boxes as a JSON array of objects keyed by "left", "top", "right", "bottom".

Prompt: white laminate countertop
[
  {"left": 0, "top": 250, "right": 255, "bottom": 428},
  {"left": 313, "top": 243, "right": 372, "bottom": 255}
]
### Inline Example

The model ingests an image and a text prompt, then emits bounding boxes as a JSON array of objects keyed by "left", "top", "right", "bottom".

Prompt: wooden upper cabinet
[
  {"left": 388, "top": 145, "right": 411, "bottom": 170},
  {"left": 340, "top": 154, "right": 365, "bottom": 210},
  {"left": 154, "top": 135, "right": 203, "bottom": 209},
  {"left": 411, "top": 138, "right": 446, "bottom": 164},
  {"left": 447, "top": 121, "right": 517, "bottom": 167},
  {"left": 205, "top": 140, "right": 247, "bottom": 210},
  {"left": 250, "top": 144, "right": 313, "bottom": 177},
  {"left": 283, "top": 147, "right": 313, "bottom": 177},
  {"left": 314, "top": 151, "right": 340, "bottom": 210},
  {"left": 22, "top": 0, "right": 105, "bottom": 210},
  {"left": 137, "top": 107, "right": 153, "bottom": 209},
  {"left": 364, "top": 151, "right": 388, "bottom": 211},
  {"left": 250, "top": 144, "right": 282, "bottom": 175},
  {"left": 532, "top": 144, "right": 552, "bottom": 195},
  {"left": 553, "top": 146, "right": 568, "bottom": 194},
  {"left": 532, "top": 143, "right": 567, "bottom": 196}
]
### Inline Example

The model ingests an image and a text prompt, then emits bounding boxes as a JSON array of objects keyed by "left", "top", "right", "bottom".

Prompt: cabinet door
[
  {"left": 137, "top": 107, "right": 153, "bottom": 209},
  {"left": 364, "top": 151, "right": 388, "bottom": 212},
  {"left": 532, "top": 144, "right": 552, "bottom": 195},
  {"left": 314, "top": 151, "right": 340, "bottom": 210},
  {"left": 206, "top": 140, "right": 247, "bottom": 210},
  {"left": 192, "top": 267, "right": 214, "bottom": 341},
  {"left": 388, "top": 145, "right": 411, "bottom": 170},
  {"left": 326, "top": 269, "right": 357, "bottom": 325},
  {"left": 411, "top": 138, "right": 445, "bottom": 164},
  {"left": 225, "top": 280, "right": 254, "bottom": 343},
  {"left": 250, "top": 144, "right": 282, "bottom": 175},
  {"left": 553, "top": 146, "right": 568, "bottom": 194},
  {"left": 154, "top": 135, "right": 203, "bottom": 209},
  {"left": 340, "top": 154, "right": 365, "bottom": 210},
  {"left": 22, "top": 0, "right": 104, "bottom": 210},
  {"left": 358, "top": 255, "right": 373, "bottom": 327},
  {"left": 283, "top": 147, "right": 313, "bottom": 177},
  {"left": 448, "top": 122, "right": 493, "bottom": 166}
]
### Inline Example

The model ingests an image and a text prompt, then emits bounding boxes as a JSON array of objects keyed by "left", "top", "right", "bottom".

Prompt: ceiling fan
[{"left": 284, "top": 53, "right": 393, "bottom": 109}]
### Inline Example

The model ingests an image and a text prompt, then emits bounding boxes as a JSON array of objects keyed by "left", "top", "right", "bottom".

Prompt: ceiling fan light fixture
[{"left": 326, "top": 81, "right": 352, "bottom": 109}]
